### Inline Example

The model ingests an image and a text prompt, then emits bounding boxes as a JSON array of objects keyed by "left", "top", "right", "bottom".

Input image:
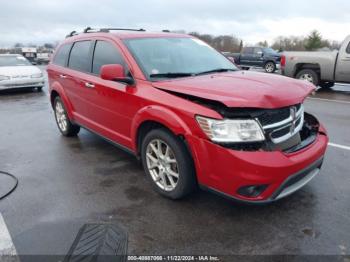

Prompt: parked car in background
[
  {"left": 281, "top": 35, "right": 350, "bottom": 89},
  {"left": 47, "top": 28, "right": 328, "bottom": 203},
  {"left": 232, "top": 47, "right": 281, "bottom": 73},
  {"left": 222, "top": 51, "right": 241, "bottom": 68},
  {"left": 0, "top": 54, "right": 45, "bottom": 91},
  {"left": 21, "top": 47, "right": 37, "bottom": 64},
  {"left": 36, "top": 52, "right": 51, "bottom": 64}
]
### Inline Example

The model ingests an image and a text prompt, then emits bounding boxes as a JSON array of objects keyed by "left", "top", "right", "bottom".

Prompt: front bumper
[
  {"left": 0, "top": 78, "right": 45, "bottom": 90},
  {"left": 188, "top": 125, "right": 328, "bottom": 203}
]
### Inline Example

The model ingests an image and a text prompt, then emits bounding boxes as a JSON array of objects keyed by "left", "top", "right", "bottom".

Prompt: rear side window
[
  {"left": 346, "top": 43, "right": 350, "bottom": 54},
  {"left": 68, "top": 41, "right": 92, "bottom": 73},
  {"left": 92, "top": 41, "right": 126, "bottom": 75},
  {"left": 53, "top": 44, "right": 72, "bottom": 67},
  {"left": 242, "top": 47, "right": 253, "bottom": 54}
]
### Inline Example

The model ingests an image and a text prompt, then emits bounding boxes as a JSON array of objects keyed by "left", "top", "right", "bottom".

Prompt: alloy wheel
[
  {"left": 55, "top": 101, "right": 68, "bottom": 132},
  {"left": 265, "top": 62, "right": 275, "bottom": 73},
  {"left": 145, "top": 139, "right": 179, "bottom": 191},
  {"left": 299, "top": 73, "right": 314, "bottom": 83}
]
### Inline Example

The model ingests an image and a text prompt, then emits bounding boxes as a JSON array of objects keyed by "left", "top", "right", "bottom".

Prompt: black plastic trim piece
[
  {"left": 270, "top": 156, "right": 323, "bottom": 200},
  {"left": 74, "top": 121, "right": 136, "bottom": 156}
]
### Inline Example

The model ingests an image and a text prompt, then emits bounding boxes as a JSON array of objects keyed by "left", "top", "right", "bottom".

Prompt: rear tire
[
  {"left": 296, "top": 69, "right": 320, "bottom": 87},
  {"left": 264, "top": 61, "right": 276, "bottom": 73},
  {"left": 141, "top": 128, "right": 196, "bottom": 199},
  {"left": 53, "top": 96, "right": 80, "bottom": 137}
]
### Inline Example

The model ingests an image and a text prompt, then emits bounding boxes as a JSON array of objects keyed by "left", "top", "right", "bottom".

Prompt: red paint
[
  {"left": 47, "top": 31, "right": 328, "bottom": 202},
  {"left": 100, "top": 64, "right": 125, "bottom": 81}
]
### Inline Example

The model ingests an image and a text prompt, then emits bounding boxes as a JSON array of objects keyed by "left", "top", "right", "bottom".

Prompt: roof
[{"left": 65, "top": 29, "right": 191, "bottom": 41}]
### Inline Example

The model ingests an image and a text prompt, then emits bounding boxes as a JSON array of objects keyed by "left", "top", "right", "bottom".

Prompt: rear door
[
  {"left": 240, "top": 47, "right": 254, "bottom": 65},
  {"left": 65, "top": 40, "right": 94, "bottom": 122},
  {"left": 335, "top": 41, "right": 350, "bottom": 82},
  {"left": 49, "top": 43, "right": 72, "bottom": 97}
]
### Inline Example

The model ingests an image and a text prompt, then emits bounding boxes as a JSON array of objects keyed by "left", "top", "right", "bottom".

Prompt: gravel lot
[{"left": 0, "top": 66, "right": 349, "bottom": 261}]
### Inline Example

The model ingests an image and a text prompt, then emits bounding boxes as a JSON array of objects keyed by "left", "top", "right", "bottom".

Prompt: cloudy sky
[{"left": 0, "top": 0, "right": 349, "bottom": 47}]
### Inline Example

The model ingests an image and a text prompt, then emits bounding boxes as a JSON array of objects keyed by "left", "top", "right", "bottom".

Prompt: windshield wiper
[
  {"left": 195, "top": 68, "right": 236, "bottom": 76},
  {"left": 149, "top": 72, "right": 194, "bottom": 79}
]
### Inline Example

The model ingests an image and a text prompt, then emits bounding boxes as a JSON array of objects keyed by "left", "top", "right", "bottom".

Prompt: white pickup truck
[{"left": 281, "top": 35, "right": 350, "bottom": 89}]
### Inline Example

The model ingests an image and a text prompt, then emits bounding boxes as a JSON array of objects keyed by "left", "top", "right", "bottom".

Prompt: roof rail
[
  {"left": 65, "top": 31, "right": 78, "bottom": 38},
  {"left": 99, "top": 28, "right": 146, "bottom": 32},
  {"left": 65, "top": 27, "right": 146, "bottom": 38}
]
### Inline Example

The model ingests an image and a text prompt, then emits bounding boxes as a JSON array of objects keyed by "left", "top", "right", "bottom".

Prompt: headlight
[
  {"left": 196, "top": 116, "right": 265, "bottom": 143},
  {"left": 31, "top": 73, "right": 43, "bottom": 78},
  {"left": 0, "top": 75, "right": 10, "bottom": 81}
]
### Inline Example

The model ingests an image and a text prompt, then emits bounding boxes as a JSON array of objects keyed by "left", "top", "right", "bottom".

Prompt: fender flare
[
  {"left": 50, "top": 81, "right": 75, "bottom": 120},
  {"left": 130, "top": 105, "right": 193, "bottom": 151}
]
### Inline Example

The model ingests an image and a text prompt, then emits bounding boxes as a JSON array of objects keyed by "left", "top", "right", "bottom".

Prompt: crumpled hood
[{"left": 152, "top": 71, "right": 315, "bottom": 108}]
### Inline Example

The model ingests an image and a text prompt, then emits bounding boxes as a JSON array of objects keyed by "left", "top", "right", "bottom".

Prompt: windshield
[
  {"left": 124, "top": 37, "right": 238, "bottom": 80},
  {"left": 0, "top": 56, "right": 31, "bottom": 67}
]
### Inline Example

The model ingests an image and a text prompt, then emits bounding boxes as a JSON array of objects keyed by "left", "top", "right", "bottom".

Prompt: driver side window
[{"left": 92, "top": 41, "right": 127, "bottom": 75}]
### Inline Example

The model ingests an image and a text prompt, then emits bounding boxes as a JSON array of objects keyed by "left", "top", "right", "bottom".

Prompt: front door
[
  {"left": 335, "top": 42, "right": 350, "bottom": 83},
  {"left": 81, "top": 39, "right": 136, "bottom": 148}
]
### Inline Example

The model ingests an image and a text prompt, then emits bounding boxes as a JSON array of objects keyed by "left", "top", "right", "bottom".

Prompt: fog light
[{"left": 237, "top": 185, "right": 268, "bottom": 197}]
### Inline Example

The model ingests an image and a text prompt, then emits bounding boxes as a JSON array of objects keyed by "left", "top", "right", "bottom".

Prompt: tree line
[{"left": 189, "top": 30, "right": 341, "bottom": 52}]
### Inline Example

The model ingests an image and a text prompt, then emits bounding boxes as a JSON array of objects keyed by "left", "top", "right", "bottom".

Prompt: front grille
[
  {"left": 270, "top": 117, "right": 302, "bottom": 139},
  {"left": 255, "top": 103, "right": 301, "bottom": 126},
  {"left": 256, "top": 107, "right": 290, "bottom": 126}
]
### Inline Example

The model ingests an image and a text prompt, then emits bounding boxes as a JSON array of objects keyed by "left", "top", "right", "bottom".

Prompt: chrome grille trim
[
  {"left": 262, "top": 105, "right": 304, "bottom": 130},
  {"left": 259, "top": 104, "right": 304, "bottom": 144}
]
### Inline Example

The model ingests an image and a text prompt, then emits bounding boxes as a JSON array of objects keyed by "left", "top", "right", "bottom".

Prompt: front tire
[
  {"left": 53, "top": 96, "right": 80, "bottom": 136},
  {"left": 296, "top": 69, "right": 320, "bottom": 87},
  {"left": 264, "top": 61, "right": 276, "bottom": 73},
  {"left": 141, "top": 128, "right": 196, "bottom": 199}
]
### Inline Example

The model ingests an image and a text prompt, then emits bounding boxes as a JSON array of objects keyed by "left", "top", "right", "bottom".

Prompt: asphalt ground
[{"left": 0, "top": 66, "right": 349, "bottom": 261}]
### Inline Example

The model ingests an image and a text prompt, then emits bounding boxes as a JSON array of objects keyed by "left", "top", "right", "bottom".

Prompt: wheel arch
[
  {"left": 131, "top": 105, "right": 193, "bottom": 156},
  {"left": 49, "top": 82, "right": 74, "bottom": 119},
  {"left": 263, "top": 60, "right": 275, "bottom": 66},
  {"left": 294, "top": 63, "right": 321, "bottom": 78}
]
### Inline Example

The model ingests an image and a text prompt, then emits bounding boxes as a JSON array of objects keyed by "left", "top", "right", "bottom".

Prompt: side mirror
[{"left": 100, "top": 64, "right": 134, "bottom": 85}]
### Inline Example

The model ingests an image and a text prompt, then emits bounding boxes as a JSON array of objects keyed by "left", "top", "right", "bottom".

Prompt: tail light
[{"left": 280, "top": 55, "right": 286, "bottom": 68}]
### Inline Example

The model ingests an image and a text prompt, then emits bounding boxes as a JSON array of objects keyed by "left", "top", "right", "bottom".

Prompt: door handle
[
  {"left": 85, "top": 82, "right": 95, "bottom": 88},
  {"left": 59, "top": 74, "right": 67, "bottom": 79}
]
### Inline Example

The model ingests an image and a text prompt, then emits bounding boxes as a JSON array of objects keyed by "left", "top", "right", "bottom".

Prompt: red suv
[{"left": 47, "top": 28, "right": 328, "bottom": 203}]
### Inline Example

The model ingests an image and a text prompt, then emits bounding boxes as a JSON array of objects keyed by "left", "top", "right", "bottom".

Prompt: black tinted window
[
  {"left": 53, "top": 44, "right": 72, "bottom": 67},
  {"left": 346, "top": 43, "right": 350, "bottom": 54},
  {"left": 242, "top": 47, "right": 253, "bottom": 54},
  {"left": 92, "top": 41, "right": 125, "bottom": 75},
  {"left": 253, "top": 48, "right": 262, "bottom": 54},
  {"left": 68, "top": 41, "right": 92, "bottom": 72}
]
